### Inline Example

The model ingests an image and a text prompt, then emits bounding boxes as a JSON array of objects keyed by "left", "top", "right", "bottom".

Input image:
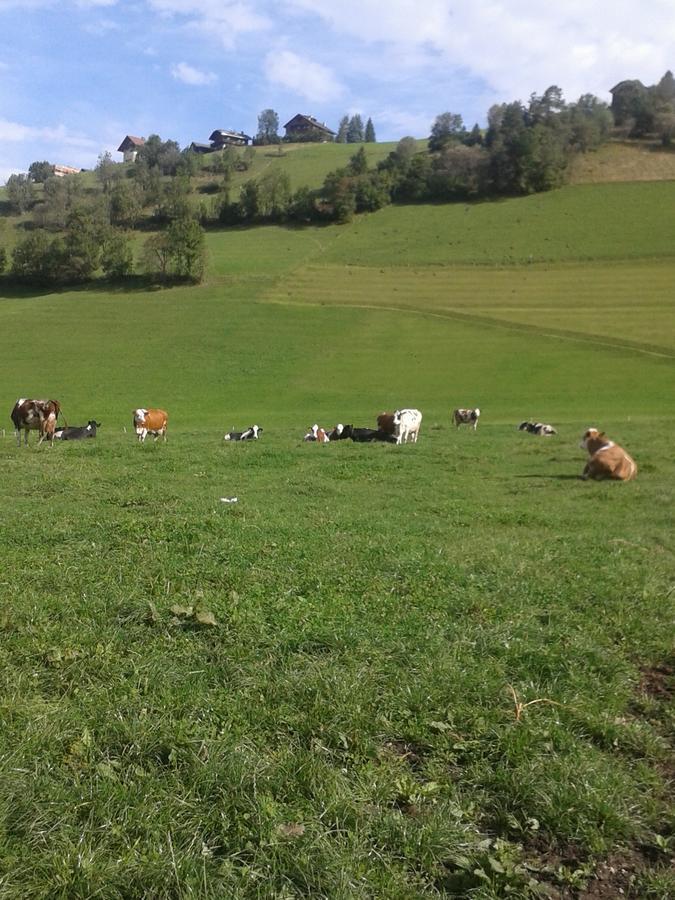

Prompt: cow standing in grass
[
  {"left": 133, "top": 408, "right": 168, "bottom": 443},
  {"left": 10, "top": 398, "right": 61, "bottom": 447},
  {"left": 453, "top": 408, "right": 480, "bottom": 430}
]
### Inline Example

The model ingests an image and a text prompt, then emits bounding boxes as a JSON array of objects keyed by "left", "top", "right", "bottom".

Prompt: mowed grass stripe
[{"left": 262, "top": 259, "right": 675, "bottom": 354}]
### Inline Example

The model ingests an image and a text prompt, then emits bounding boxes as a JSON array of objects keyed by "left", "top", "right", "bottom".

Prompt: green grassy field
[{"left": 0, "top": 176, "right": 673, "bottom": 898}]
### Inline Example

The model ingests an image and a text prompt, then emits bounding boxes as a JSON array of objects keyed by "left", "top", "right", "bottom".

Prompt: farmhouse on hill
[
  {"left": 51, "top": 164, "right": 81, "bottom": 177},
  {"left": 284, "top": 114, "right": 335, "bottom": 142},
  {"left": 117, "top": 135, "right": 145, "bottom": 163},
  {"left": 209, "top": 129, "right": 251, "bottom": 148}
]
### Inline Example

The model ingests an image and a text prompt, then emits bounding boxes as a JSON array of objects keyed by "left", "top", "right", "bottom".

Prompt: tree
[
  {"left": 336, "top": 115, "right": 349, "bottom": 143},
  {"left": 256, "top": 109, "right": 280, "bottom": 144},
  {"left": 137, "top": 134, "right": 182, "bottom": 174},
  {"left": 61, "top": 209, "right": 102, "bottom": 282},
  {"left": 365, "top": 118, "right": 376, "bottom": 142},
  {"left": 347, "top": 114, "right": 364, "bottom": 143},
  {"left": 11, "top": 230, "right": 54, "bottom": 284},
  {"left": 238, "top": 180, "right": 260, "bottom": 220},
  {"left": 166, "top": 216, "right": 205, "bottom": 281},
  {"left": 142, "top": 232, "right": 171, "bottom": 281},
  {"left": 157, "top": 176, "right": 191, "bottom": 222},
  {"left": 430, "top": 144, "right": 490, "bottom": 199},
  {"left": 0, "top": 247, "right": 7, "bottom": 276},
  {"left": 95, "top": 151, "right": 116, "bottom": 193},
  {"left": 464, "top": 124, "right": 483, "bottom": 146},
  {"left": 28, "top": 161, "right": 53, "bottom": 183},
  {"left": 143, "top": 217, "right": 205, "bottom": 282},
  {"left": 347, "top": 146, "right": 368, "bottom": 175},
  {"left": 256, "top": 169, "right": 291, "bottom": 219},
  {"left": 568, "top": 95, "right": 612, "bottom": 151},
  {"left": 100, "top": 229, "right": 133, "bottom": 279},
  {"left": 429, "top": 112, "right": 466, "bottom": 151},
  {"left": 109, "top": 179, "right": 143, "bottom": 227},
  {"left": 5, "top": 174, "right": 34, "bottom": 213}
]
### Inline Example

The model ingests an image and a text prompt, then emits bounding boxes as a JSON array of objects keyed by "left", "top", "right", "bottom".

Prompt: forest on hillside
[{"left": 1, "top": 73, "right": 673, "bottom": 289}]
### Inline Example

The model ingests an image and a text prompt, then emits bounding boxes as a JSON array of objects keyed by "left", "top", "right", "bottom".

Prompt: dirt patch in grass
[
  {"left": 639, "top": 662, "right": 674, "bottom": 700},
  {"left": 524, "top": 839, "right": 670, "bottom": 899}
]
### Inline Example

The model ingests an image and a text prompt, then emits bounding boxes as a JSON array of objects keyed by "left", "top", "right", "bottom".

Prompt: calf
[
  {"left": 453, "top": 407, "right": 480, "bottom": 430},
  {"left": 393, "top": 408, "right": 423, "bottom": 444},
  {"left": 303, "top": 424, "right": 330, "bottom": 443},
  {"left": 519, "top": 421, "right": 557, "bottom": 436},
  {"left": 10, "top": 398, "right": 61, "bottom": 447},
  {"left": 224, "top": 425, "right": 263, "bottom": 441},
  {"left": 54, "top": 420, "right": 101, "bottom": 440},
  {"left": 579, "top": 428, "right": 637, "bottom": 481},
  {"left": 133, "top": 408, "right": 168, "bottom": 443},
  {"left": 327, "top": 423, "right": 353, "bottom": 441}
]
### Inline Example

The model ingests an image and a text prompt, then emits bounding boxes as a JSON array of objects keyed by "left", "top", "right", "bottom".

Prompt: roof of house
[
  {"left": 209, "top": 129, "right": 252, "bottom": 142},
  {"left": 117, "top": 135, "right": 146, "bottom": 152},
  {"left": 283, "top": 114, "right": 335, "bottom": 135}
]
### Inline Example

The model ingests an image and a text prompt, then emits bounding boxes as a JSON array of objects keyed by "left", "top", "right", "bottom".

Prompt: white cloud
[
  {"left": 171, "top": 62, "right": 216, "bottom": 85},
  {"left": 147, "top": 0, "right": 271, "bottom": 48},
  {"left": 265, "top": 49, "right": 343, "bottom": 103},
  {"left": 282, "top": 0, "right": 675, "bottom": 106}
]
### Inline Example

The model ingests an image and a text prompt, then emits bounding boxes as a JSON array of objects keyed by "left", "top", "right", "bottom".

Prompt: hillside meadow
[{"left": 0, "top": 175, "right": 674, "bottom": 898}]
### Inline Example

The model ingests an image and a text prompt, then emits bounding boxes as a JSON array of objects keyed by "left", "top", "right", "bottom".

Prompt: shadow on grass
[{"left": 515, "top": 473, "right": 581, "bottom": 480}]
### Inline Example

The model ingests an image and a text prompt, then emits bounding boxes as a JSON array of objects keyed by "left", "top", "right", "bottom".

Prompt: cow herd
[{"left": 8, "top": 398, "right": 638, "bottom": 481}]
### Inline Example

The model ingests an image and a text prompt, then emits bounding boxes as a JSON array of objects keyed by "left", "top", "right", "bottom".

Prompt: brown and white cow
[
  {"left": 303, "top": 424, "right": 330, "bottom": 443},
  {"left": 133, "top": 408, "right": 168, "bottom": 443},
  {"left": 579, "top": 428, "right": 637, "bottom": 481},
  {"left": 10, "top": 398, "right": 61, "bottom": 447}
]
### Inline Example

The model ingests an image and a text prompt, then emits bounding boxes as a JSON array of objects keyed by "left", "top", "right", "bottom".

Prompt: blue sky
[{"left": 1, "top": 0, "right": 673, "bottom": 183}]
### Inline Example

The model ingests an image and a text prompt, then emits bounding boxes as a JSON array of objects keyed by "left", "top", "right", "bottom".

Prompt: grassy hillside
[{"left": 0, "top": 174, "right": 673, "bottom": 897}]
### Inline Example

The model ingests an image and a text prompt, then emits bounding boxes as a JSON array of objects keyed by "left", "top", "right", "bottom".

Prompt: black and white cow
[
  {"left": 54, "top": 420, "right": 101, "bottom": 440},
  {"left": 518, "top": 421, "right": 557, "bottom": 436},
  {"left": 327, "top": 423, "right": 353, "bottom": 441},
  {"left": 224, "top": 425, "right": 263, "bottom": 441},
  {"left": 453, "top": 407, "right": 480, "bottom": 430}
]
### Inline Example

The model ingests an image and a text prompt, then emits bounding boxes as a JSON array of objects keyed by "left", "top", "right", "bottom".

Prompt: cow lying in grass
[
  {"left": 579, "top": 428, "right": 637, "bottom": 481},
  {"left": 54, "top": 420, "right": 101, "bottom": 440},
  {"left": 303, "top": 424, "right": 330, "bottom": 442},
  {"left": 519, "top": 421, "right": 557, "bottom": 436},
  {"left": 224, "top": 425, "right": 263, "bottom": 441}
]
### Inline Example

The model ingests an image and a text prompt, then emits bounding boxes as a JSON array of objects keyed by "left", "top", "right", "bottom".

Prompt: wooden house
[
  {"left": 208, "top": 130, "right": 252, "bottom": 149},
  {"left": 283, "top": 114, "right": 335, "bottom": 142},
  {"left": 117, "top": 135, "right": 145, "bottom": 163}
]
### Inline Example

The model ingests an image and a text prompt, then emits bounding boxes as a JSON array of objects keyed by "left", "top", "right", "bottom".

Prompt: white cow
[{"left": 393, "top": 408, "right": 422, "bottom": 444}]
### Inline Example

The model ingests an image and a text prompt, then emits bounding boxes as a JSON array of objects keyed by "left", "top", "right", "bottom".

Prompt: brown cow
[
  {"left": 10, "top": 398, "right": 61, "bottom": 446},
  {"left": 133, "top": 408, "right": 168, "bottom": 443},
  {"left": 579, "top": 428, "right": 637, "bottom": 481},
  {"left": 377, "top": 412, "right": 396, "bottom": 436}
]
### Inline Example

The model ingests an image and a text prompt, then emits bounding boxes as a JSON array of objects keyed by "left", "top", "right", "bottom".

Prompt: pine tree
[
  {"left": 336, "top": 116, "right": 349, "bottom": 143},
  {"left": 365, "top": 118, "right": 376, "bottom": 142},
  {"left": 347, "top": 114, "right": 364, "bottom": 143}
]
